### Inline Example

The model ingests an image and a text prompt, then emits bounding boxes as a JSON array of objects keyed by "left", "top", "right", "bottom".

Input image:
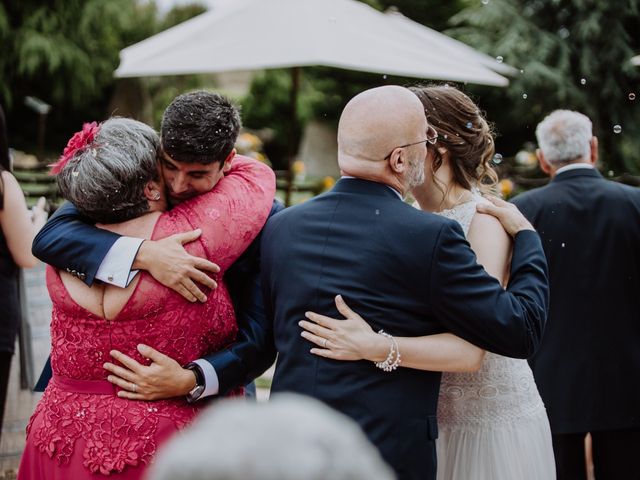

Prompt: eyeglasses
[{"left": 383, "top": 124, "right": 439, "bottom": 160}]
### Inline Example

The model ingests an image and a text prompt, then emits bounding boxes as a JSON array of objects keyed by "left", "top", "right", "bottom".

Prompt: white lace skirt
[
  {"left": 435, "top": 355, "right": 556, "bottom": 480},
  {"left": 436, "top": 409, "right": 555, "bottom": 480}
]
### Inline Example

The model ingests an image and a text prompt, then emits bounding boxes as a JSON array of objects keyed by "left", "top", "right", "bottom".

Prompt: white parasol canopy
[
  {"left": 383, "top": 9, "right": 519, "bottom": 77},
  {"left": 116, "top": 0, "right": 509, "bottom": 86}
]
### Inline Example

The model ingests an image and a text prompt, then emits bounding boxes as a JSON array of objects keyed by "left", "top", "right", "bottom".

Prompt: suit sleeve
[
  {"left": 429, "top": 222, "right": 549, "bottom": 358},
  {"left": 199, "top": 200, "right": 283, "bottom": 396},
  {"left": 31, "top": 201, "right": 120, "bottom": 286}
]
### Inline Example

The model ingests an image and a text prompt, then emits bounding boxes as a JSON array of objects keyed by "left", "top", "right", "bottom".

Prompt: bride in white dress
[{"left": 299, "top": 85, "right": 555, "bottom": 480}]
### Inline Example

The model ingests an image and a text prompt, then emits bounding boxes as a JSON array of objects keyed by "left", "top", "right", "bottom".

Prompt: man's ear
[
  {"left": 222, "top": 148, "right": 236, "bottom": 173},
  {"left": 536, "top": 149, "right": 553, "bottom": 176},
  {"left": 590, "top": 136, "right": 599, "bottom": 166},
  {"left": 388, "top": 148, "right": 407, "bottom": 175}
]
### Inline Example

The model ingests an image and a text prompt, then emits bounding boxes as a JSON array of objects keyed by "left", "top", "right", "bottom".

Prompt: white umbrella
[
  {"left": 116, "top": 0, "right": 510, "bottom": 203},
  {"left": 116, "top": 0, "right": 508, "bottom": 86},
  {"left": 383, "top": 9, "right": 519, "bottom": 77}
]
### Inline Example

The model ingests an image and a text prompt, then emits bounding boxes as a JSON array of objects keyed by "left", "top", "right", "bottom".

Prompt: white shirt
[
  {"left": 555, "top": 162, "right": 594, "bottom": 175},
  {"left": 95, "top": 237, "right": 143, "bottom": 287}
]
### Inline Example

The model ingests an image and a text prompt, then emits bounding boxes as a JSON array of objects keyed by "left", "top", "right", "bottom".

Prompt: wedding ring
[
  {"left": 131, "top": 382, "right": 137, "bottom": 393},
  {"left": 322, "top": 338, "right": 328, "bottom": 348}
]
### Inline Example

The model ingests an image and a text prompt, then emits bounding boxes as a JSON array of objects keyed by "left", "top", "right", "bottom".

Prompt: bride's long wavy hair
[{"left": 409, "top": 85, "right": 499, "bottom": 198}]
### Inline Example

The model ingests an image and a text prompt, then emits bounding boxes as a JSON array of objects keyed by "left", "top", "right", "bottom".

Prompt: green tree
[
  {"left": 449, "top": 0, "right": 640, "bottom": 174},
  {"left": 1, "top": 0, "right": 206, "bottom": 154},
  {"left": 375, "top": 0, "right": 467, "bottom": 32}
]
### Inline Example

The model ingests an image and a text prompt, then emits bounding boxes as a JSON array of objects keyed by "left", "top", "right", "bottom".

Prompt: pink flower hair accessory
[{"left": 49, "top": 121, "right": 100, "bottom": 175}]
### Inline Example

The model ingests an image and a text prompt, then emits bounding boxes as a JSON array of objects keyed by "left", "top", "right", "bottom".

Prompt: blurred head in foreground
[{"left": 148, "top": 394, "right": 396, "bottom": 480}]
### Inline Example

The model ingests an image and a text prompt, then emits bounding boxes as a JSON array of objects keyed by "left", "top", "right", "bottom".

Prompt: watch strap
[{"left": 184, "top": 362, "right": 205, "bottom": 403}]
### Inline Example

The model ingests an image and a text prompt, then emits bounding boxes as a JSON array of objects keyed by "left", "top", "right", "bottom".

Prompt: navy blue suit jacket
[
  {"left": 513, "top": 168, "right": 640, "bottom": 433},
  {"left": 32, "top": 200, "right": 282, "bottom": 394},
  {"left": 261, "top": 178, "right": 549, "bottom": 480}
]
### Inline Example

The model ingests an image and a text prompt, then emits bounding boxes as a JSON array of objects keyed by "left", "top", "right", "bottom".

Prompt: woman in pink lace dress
[{"left": 18, "top": 118, "right": 275, "bottom": 479}]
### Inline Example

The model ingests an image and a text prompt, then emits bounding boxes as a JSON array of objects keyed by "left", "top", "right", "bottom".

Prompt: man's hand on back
[
  {"left": 476, "top": 196, "right": 535, "bottom": 237},
  {"left": 104, "top": 344, "right": 196, "bottom": 401},
  {"left": 134, "top": 229, "right": 220, "bottom": 302}
]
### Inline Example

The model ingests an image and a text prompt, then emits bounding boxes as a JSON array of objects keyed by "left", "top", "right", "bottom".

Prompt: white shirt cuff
[
  {"left": 192, "top": 358, "right": 220, "bottom": 398},
  {"left": 95, "top": 237, "right": 144, "bottom": 287}
]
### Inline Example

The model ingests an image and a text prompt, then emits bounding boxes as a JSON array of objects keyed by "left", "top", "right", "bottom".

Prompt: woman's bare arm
[
  {"left": 0, "top": 171, "right": 47, "bottom": 268},
  {"left": 300, "top": 295, "right": 485, "bottom": 373},
  {"left": 466, "top": 209, "right": 512, "bottom": 286}
]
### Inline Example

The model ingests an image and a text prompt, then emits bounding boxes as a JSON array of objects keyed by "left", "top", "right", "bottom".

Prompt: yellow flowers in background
[
  {"left": 235, "top": 132, "right": 271, "bottom": 166},
  {"left": 321, "top": 176, "right": 336, "bottom": 191},
  {"left": 499, "top": 178, "right": 515, "bottom": 199}
]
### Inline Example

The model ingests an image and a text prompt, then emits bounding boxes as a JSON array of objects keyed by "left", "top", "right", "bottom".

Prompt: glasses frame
[{"left": 383, "top": 125, "right": 439, "bottom": 161}]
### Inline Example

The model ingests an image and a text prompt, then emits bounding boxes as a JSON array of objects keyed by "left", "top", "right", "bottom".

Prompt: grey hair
[
  {"left": 535, "top": 110, "right": 593, "bottom": 167},
  {"left": 148, "top": 394, "right": 396, "bottom": 480},
  {"left": 57, "top": 117, "right": 160, "bottom": 224}
]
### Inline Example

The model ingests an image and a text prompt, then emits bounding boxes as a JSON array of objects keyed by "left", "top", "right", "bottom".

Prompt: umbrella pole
[{"left": 285, "top": 66, "right": 301, "bottom": 207}]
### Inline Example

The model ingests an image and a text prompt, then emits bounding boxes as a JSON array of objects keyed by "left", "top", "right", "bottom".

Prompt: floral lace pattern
[
  {"left": 429, "top": 190, "right": 547, "bottom": 430},
  {"left": 24, "top": 157, "right": 275, "bottom": 476}
]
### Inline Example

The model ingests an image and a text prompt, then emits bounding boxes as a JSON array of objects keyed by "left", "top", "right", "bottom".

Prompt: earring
[{"left": 152, "top": 192, "right": 161, "bottom": 200}]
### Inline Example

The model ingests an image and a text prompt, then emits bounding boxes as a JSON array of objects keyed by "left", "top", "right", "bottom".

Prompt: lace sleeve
[{"left": 161, "top": 155, "right": 276, "bottom": 273}]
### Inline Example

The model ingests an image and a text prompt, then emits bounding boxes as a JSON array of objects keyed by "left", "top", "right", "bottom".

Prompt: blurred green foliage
[
  {"left": 241, "top": 0, "right": 468, "bottom": 169},
  {"left": 0, "top": 0, "right": 206, "bottom": 155},
  {"left": 448, "top": 0, "right": 640, "bottom": 174},
  {"left": 243, "top": 0, "right": 640, "bottom": 175},
  {"left": 4, "top": 0, "right": 639, "bottom": 177}
]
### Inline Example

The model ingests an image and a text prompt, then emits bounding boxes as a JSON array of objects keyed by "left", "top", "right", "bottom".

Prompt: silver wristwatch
[{"left": 184, "top": 363, "right": 205, "bottom": 403}]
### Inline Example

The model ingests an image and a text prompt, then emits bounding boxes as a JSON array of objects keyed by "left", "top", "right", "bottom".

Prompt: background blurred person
[
  {"left": 512, "top": 110, "right": 640, "bottom": 480},
  {"left": 0, "top": 104, "right": 47, "bottom": 443},
  {"left": 147, "top": 394, "right": 396, "bottom": 480}
]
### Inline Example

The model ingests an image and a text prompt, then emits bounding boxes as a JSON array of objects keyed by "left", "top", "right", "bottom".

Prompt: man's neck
[{"left": 341, "top": 175, "right": 405, "bottom": 198}]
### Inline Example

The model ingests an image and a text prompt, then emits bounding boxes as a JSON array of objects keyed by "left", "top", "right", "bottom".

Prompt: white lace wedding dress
[{"left": 429, "top": 192, "right": 556, "bottom": 480}]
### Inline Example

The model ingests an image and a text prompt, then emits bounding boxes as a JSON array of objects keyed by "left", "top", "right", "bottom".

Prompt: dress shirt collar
[{"left": 555, "top": 162, "right": 594, "bottom": 176}]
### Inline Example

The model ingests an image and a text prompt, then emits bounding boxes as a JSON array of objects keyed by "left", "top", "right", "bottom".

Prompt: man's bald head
[{"left": 338, "top": 86, "right": 427, "bottom": 165}]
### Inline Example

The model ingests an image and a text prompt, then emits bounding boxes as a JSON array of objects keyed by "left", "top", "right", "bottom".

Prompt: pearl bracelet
[{"left": 374, "top": 330, "right": 401, "bottom": 372}]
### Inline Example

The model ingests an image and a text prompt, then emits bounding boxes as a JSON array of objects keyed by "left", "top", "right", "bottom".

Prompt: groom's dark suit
[{"left": 262, "top": 178, "right": 549, "bottom": 480}]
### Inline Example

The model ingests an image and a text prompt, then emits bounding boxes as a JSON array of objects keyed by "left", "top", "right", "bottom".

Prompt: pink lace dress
[{"left": 18, "top": 157, "right": 275, "bottom": 480}]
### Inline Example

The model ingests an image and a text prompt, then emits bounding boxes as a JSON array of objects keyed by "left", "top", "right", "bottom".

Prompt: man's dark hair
[{"left": 161, "top": 90, "right": 242, "bottom": 165}]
